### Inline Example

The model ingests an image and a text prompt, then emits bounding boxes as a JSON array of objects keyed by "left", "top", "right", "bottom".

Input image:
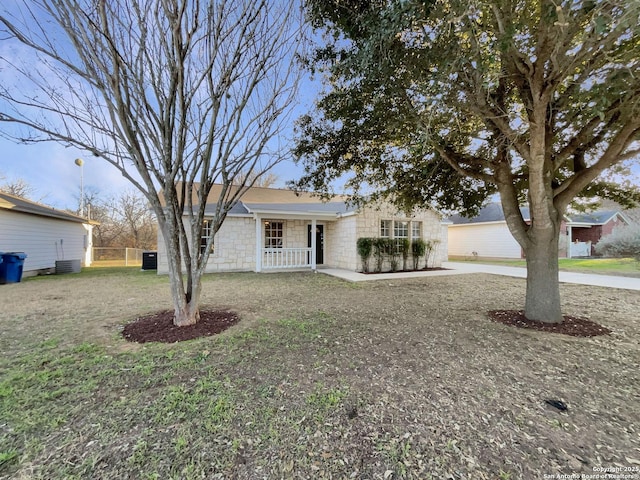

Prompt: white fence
[
  {"left": 92, "top": 247, "right": 144, "bottom": 266},
  {"left": 262, "top": 247, "right": 312, "bottom": 269}
]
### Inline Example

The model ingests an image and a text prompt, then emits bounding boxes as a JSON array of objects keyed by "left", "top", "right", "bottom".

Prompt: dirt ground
[{"left": 1, "top": 269, "right": 639, "bottom": 479}]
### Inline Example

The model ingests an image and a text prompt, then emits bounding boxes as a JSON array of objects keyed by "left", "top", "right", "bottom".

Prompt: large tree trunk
[
  {"left": 172, "top": 281, "right": 201, "bottom": 327},
  {"left": 162, "top": 217, "right": 201, "bottom": 327},
  {"left": 523, "top": 229, "right": 563, "bottom": 323},
  {"left": 166, "top": 269, "right": 201, "bottom": 326}
]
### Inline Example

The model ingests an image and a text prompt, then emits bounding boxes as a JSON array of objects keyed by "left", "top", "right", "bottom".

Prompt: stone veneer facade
[
  {"left": 349, "top": 202, "right": 448, "bottom": 271},
  {"left": 157, "top": 202, "right": 448, "bottom": 274}
]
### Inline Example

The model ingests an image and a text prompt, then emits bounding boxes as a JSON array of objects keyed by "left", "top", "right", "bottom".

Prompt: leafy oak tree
[
  {"left": 295, "top": 0, "right": 640, "bottom": 322},
  {"left": 0, "top": 0, "right": 302, "bottom": 326}
]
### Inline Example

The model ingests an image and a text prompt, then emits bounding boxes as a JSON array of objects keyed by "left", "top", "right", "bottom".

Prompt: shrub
[
  {"left": 595, "top": 225, "right": 640, "bottom": 261},
  {"left": 389, "top": 239, "right": 400, "bottom": 272},
  {"left": 424, "top": 239, "right": 441, "bottom": 268},
  {"left": 356, "top": 237, "right": 373, "bottom": 272},
  {"left": 399, "top": 238, "right": 410, "bottom": 271},
  {"left": 411, "top": 239, "right": 426, "bottom": 270},
  {"left": 372, "top": 238, "right": 387, "bottom": 272}
]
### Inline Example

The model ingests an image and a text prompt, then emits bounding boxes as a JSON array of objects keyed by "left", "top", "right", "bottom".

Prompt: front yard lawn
[
  {"left": 449, "top": 256, "right": 640, "bottom": 277},
  {"left": 0, "top": 268, "right": 638, "bottom": 479}
]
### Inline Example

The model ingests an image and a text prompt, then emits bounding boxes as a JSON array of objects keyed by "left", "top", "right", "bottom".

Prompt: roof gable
[{"left": 566, "top": 210, "right": 624, "bottom": 225}]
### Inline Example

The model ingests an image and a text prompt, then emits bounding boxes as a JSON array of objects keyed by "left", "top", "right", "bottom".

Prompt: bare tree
[
  {"left": 0, "top": 0, "right": 303, "bottom": 326},
  {"left": 233, "top": 171, "right": 280, "bottom": 188},
  {"left": 0, "top": 172, "right": 37, "bottom": 199},
  {"left": 82, "top": 188, "right": 156, "bottom": 249},
  {"left": 109, "top": 189, "right": 156, "bottom": 249}
]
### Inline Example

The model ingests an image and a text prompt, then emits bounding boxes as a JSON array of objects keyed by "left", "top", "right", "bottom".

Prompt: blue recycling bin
[{"left": 0, "top": 252, "right": 27, "bottom": 284}]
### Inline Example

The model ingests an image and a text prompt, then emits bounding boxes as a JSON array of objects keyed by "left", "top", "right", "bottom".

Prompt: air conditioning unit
[{"left": 56, "top": 259, "right": 81, "bottom": 274}]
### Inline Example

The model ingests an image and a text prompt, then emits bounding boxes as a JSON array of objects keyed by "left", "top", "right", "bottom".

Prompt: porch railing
[{"left": 262, "top": 247, "right": 312, "bottom": 269}]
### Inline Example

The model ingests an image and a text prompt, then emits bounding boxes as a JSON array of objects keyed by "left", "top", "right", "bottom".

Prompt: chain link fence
[{"left": 92, "top": 247, "right": 144, "bottom": 267}]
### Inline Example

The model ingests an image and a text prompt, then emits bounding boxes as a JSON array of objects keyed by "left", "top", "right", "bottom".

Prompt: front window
[
  {"left": 394, "top": 220, "right": 409, "bottom": 252},
  {"left": 265, "top": 220, "right": 284, "bottom": 248},
  {"left": 380, "top": 220, "right": 391, "bottom": 238},
  {"left": 411, "top": 221, "right": 422, "bottom": 240},
  {"left": 200, "top": 220, "right": 213, "bottom": 255}
]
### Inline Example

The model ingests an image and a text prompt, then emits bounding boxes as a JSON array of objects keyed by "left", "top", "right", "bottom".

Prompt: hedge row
[{"left": 356, "top": 237, "right": 440, "bottom": 273}]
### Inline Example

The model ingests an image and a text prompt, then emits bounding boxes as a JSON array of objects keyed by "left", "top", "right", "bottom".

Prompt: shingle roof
[
  {"left": 170, "top": 183, "right": 355, "bottom": 217},
  {"left": 161, "top": 183, "right": 349, "bottom": 207},
  {"left": 448, "top": 203, "right": 530, "bottom": 224},
  {"left": 200, "top": 202, "right": 250, "bottom": 216},
  {"left": 448, "top": 202, "right": 625, "bottom": 226},
  {"left": 567, "top": 211, "right": 619, "bottom": 224},
  {"left": 0, "top": 192, "right": 91, "bottom": 224}
]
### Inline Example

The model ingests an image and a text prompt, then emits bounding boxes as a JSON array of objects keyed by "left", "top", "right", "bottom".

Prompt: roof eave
[{"left": 248, "top": 209, "right": 339, "bottom": 220}]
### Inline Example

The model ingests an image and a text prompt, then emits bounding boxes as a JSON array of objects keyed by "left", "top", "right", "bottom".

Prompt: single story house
[
  {"left": 157, "top": 185, "right": 448, "bottom": 274},
  {"left": 447, "top": 202, "right": 630, "bottom": 259},
  {"left": 0, "top": 192, "right": 95, "bottom": 277}
]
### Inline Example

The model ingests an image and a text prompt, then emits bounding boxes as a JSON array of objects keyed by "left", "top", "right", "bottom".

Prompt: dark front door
[{"left": 307, "top": 224, "right": 324, "bottom": 265}]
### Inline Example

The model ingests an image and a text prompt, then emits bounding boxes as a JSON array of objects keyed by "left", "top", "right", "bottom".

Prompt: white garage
[{"left": 447, "top": 203, "right": 524, "bottom": 259}]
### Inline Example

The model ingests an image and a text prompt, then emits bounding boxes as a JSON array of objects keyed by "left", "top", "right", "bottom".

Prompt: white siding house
[
  {"left": 448, "top": 222, "right": 522, "bottom": 259},
  {"left": 157, "top": 185, "right": 448, "bottom": 274},
  {"left": 447, "top": 203, "right": 630, "bottom": 259},
  {"left": 0, "top": 192, "right": 95, "bottom": 276}
]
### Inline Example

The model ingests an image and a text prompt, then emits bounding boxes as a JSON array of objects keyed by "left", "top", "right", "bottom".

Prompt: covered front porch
[{"left": 251, "top": 210, "right": 338, "bottom": 272}]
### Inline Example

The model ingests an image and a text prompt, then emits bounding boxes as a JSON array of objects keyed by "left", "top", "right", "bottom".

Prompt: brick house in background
[{"left": 560, "top": 210, "right": 630, "bottom": 256}]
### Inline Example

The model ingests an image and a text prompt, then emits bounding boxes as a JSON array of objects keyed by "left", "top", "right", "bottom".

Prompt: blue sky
[
  {"left": 0, "top": 106, "right": 313, "bottom": 210},
  {"left": 0, "top": 0, "right": 317, "bottom": 210}
]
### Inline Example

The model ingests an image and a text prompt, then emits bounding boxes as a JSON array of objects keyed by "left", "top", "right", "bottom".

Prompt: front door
[{"left": 307, "top": 224, "right": 324, "bottom": 265}]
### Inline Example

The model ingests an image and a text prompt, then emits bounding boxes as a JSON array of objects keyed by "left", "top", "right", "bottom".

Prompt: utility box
[
  {"left": 56, "top": 259, "right": 81, "bottom": 274},
  {"left": 0, "top": 252, "right": 27, "bottom": 284},
  {"left": 142, "top": 251, "right": 158, "bottom": 270}
]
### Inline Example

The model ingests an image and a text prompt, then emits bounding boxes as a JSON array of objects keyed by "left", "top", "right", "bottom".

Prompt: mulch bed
[
  {"left": 488, "top": 310, "right": 612, "bottom": 337},
  {"left": 122, "top": 309, "right": 239, "bottom": 343}
]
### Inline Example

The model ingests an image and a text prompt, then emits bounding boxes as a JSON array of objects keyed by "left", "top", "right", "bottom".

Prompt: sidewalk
[{"left": 319, "top": 262, "right": 640, "bottom": 291}]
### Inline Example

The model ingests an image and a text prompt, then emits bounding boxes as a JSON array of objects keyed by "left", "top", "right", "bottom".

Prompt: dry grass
[{"left": 1, "top": 268, "right": 638, "bottom": 479}]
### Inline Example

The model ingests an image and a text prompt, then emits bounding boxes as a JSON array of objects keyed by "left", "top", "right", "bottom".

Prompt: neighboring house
[
  {"left": 599, "top": 198, "right": 640, "bottom": 226},
  {"left": 564, "top": 210, "right": 630, "bottom": 256},
  {"left": 156, "top": 185, "right": 448, "bottom": 274},
  {"left": 447, "top": 202, "right": 630, "bottom": 259},
  {"left": 0, "top": 192, "right": 95, "bottom": 277}
]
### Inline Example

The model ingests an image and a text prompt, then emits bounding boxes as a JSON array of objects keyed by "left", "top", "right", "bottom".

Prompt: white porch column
[
  {"left": 311, "top": 218, "right": 317, "bottom": 271},
  {"left": 567, "top": 224, "right": 573, "bottom": 259},
  {"left": 255, "top": 215, "right": 262, "bottom": 272}
]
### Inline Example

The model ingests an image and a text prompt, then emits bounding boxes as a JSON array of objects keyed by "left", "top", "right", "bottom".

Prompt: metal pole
[{"left": 75, "top": 158, "right": 84, "bottom": 217}]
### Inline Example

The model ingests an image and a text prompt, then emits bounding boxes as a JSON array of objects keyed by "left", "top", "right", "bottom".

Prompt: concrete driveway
[{"left": 320, "top": 261, "right": 640, "bottom": 291}]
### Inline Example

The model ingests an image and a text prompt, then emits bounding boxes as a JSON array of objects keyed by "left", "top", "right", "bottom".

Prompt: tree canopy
[
  {"left": 295, "top": 0, "right": 640, "bottom": 321},
  {"left": 295, "top": 0, "right": 640, "bottom": 214}
]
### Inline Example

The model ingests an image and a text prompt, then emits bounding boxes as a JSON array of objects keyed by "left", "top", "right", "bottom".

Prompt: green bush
[
  {"left": 356, "top": 237, "right": 373, "bottom": 272},
  {"left": 411, "top": 239, "right": 426, "bottom": 270},
  {"left": 400, "top": 238, "right": 410, "bottom": 271},
  {"left": 595, "top": 225, "right": 640, "bottom": 261},
  {"left": 372, "top": 238, "right": 387, "bottom": 272},
  {"left": 389, "top": 239, "right": 400, "bottom": 272},
  {"left": 424, "top": 239, "right": 440, "bottom": 268}
]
